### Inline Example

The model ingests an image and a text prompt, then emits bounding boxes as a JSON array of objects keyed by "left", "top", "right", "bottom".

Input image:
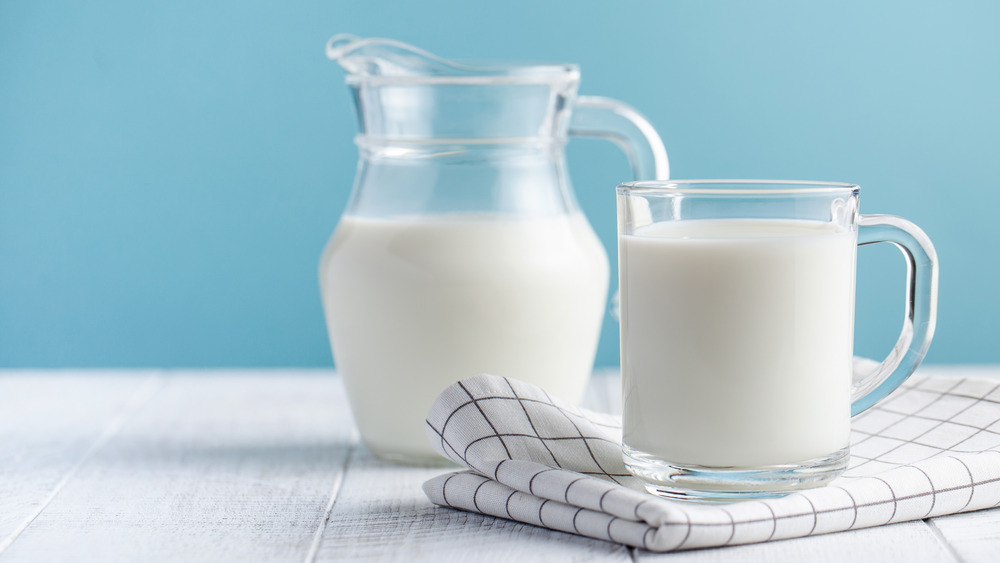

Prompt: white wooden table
[{"left": 1, "top": 367, "right": 997, "bottom": 562}]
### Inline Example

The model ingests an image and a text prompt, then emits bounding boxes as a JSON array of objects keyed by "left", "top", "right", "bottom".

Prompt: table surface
[{"left": 0, "top": 367, "right": 998, "bottom": 562}]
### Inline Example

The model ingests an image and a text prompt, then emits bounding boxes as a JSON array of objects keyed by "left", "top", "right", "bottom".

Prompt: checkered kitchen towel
[{"left": 423, "top": 373, "right": 1000, "bottom": 552}]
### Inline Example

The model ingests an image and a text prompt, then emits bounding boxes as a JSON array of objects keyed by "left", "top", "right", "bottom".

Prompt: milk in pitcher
[{"left": 321, "top": 213, "right": 609, "bottom": 462}]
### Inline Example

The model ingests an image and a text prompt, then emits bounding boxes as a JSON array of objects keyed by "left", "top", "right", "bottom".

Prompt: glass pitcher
[{"left": 320, "top": 35, "right": 669, "bottom": 464}]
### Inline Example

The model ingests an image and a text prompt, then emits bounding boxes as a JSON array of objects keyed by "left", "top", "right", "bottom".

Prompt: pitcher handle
[
  {"left": 851, "top": 214, "right": 939, "bottom": 415},
  {"left": 569, "top": 96, "right": 669, "bottom": 180}
]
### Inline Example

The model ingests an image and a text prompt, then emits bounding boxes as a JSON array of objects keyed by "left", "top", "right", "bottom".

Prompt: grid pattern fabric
[{"left": 423, "top": 373, "right": 1000, "bottom": 552}]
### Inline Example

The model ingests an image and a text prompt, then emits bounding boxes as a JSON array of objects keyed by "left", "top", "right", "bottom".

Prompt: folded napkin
[{"left": 423, "top": 373, "right": 1000, "bottom": 552}]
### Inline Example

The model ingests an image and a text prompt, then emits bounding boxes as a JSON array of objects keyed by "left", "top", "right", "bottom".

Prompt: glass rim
[{"left": 617, "top": 179, "right": 860, "bottom": 196}]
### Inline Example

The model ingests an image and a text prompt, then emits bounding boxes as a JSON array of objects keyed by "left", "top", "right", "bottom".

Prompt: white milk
[
  {"left": 620, "top": 219, "right": 856, "bottom": 468},
  {"left": 320, "top": 213, "right": 609, "bottom": 462}
]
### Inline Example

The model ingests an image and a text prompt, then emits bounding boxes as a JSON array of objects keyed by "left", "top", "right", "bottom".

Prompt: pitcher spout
[
  {"left": 326, "top": 34, "right": 578, "bottom": 82},
  {"left": 325, "top": 34, "right": 473, "bottom": 78},
  {"left": 325, "top": 34, "right": 584, "bottom": 141}
]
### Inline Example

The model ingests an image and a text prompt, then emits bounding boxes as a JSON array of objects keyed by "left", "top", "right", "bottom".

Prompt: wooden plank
[
  {"left": 928, "top": 509, "right": 1000, "bottom": 563},
  {"left": 311, "top": 447, "right": 632, "bottom": 562},
  {"left": 0, "top": 371, "right": 163, "bottom": 552},
  {"left": 633, "top": 521, "right": 958, "bottom": 563},
  {"left": 1, "top": 368, "right": 995, "bottom": 562},
  {"left": 2, "top": 370, "right": 354, "bottom": 562}
]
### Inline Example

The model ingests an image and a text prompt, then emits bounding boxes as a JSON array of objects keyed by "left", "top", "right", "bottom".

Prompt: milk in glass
[{"left": 620, "top": 219, "right": 856, "bottom": 468}]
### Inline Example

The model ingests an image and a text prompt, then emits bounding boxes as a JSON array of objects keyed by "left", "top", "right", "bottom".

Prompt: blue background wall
[{"left": 2, "top": 0, "right": 998, "bottom": 367}]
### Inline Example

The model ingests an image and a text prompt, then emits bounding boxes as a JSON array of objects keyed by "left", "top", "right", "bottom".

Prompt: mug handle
[
  {"left": 568, "top": 96, "right": 670, "bottom": 181},
  {"left": 851, "top": 214, "right": 939, "bottom": 415}
]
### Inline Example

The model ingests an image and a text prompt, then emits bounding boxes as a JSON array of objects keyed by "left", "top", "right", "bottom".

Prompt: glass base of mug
[{"left": 623, "top": 445, "right": 849, "bottom": 502}]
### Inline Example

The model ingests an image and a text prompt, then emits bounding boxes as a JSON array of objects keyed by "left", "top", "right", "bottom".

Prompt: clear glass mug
[{"left": 617, "top": 180, "right": 938, "bottom": 500}]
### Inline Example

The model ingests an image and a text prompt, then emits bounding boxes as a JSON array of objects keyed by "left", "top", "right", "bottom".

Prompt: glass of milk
[
  {"left": 319, "top": 36, "right": 669, "bottom": 464},
  {"left": 617, "top": 180, "right": 938, "bottom": 500}
]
